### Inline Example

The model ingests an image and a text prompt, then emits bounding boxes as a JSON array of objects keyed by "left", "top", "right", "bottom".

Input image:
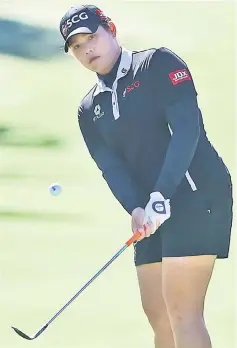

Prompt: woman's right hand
[{"left": 131, "top": 207, "right": 153, "bottom": 240}]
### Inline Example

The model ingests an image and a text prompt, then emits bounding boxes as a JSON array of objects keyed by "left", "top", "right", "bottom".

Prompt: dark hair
[{"left": 100, "top": 22, "right": 110, "bottom": 32}]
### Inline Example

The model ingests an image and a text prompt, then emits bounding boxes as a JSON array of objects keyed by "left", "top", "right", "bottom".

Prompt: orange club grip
[{"left": 125, "top": 231, "right": 142, "bottom": 246}]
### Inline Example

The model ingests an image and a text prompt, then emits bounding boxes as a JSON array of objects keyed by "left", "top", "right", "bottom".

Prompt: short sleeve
[{"left": 151, "top": 47, "right": 198, "bottom": 107}]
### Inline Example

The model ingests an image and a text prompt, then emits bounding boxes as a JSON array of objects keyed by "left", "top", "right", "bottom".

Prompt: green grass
[
  {"left": 0, "top": 125, "right": 63, "bottom": 148},
  {"left": 0, "top": 1, "right": 236, "bottom": 347}
]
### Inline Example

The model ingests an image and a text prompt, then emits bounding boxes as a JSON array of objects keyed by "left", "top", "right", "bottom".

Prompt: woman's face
[{"left": 68, "top": 25, "right": 120, "bottom": 75}]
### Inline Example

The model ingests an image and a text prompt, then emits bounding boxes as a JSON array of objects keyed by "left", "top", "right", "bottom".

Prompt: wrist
[{"left": 150, "top": 191, "right": 165, "bottom": 200}]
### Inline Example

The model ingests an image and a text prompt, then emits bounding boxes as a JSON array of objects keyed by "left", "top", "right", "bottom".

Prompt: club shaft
[
  {"left": 12, "top": 232, "right": 141, "bottom": 340},
  {"left": 45, "top": 244, "right": 128, "bottom": 327}
]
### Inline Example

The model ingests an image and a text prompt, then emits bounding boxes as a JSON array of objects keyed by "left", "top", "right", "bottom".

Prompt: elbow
[
  {"left": 167, "top": 97, "right": 201, "bottom": 143},
  {"left": 191, "top": 119, "right": 200, "bottom": 147},
  {"left": 182, "top": 121, "right": 200, "bottom": 152},
  {"left": 174, "top": 104, "right": 201, "bottom": 147},
  {"left": 191, "top": 111, "right": 200, "bottom": 146},
  {"left": 174, "top": 115, "right": 200, "bottom": 146}
]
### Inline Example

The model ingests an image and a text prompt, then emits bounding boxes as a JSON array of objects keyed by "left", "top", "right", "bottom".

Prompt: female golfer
[{"left": 59, "top": 5, "right": 233, "bottom": 348}]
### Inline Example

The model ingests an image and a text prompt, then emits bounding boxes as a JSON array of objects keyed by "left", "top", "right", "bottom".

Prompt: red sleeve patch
[{"left": 168, "top": 69, "right": 191, "bottom": 85}]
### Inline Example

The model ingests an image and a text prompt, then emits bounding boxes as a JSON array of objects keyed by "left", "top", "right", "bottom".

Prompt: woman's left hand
[{"left": 143, "top": 192, "right": 171, "bottom": 234}]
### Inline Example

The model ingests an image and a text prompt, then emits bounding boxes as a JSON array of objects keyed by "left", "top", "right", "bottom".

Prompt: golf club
[{"left": 12, "top": 231, "right": 141, "bottom": 340}]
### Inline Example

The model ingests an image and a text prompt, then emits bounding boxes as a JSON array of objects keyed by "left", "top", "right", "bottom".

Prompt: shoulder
[
  {"left": 152, "top": 47, "right": 188, "bottom": 68},
  {"left": 131, "top": 47, "right": 188, "bottom": 76},
  {"left": 132, "top": 48, "right": 156, "bottom": 65},
  {"left": 78, "top": 84, "right": 97, "bottom": 118}
]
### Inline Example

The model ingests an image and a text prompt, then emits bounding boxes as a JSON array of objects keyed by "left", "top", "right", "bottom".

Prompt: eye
[
  {"left": 88, "top": 34, "right": 95, "bottom": 40},
  {"left": 73, "top": 44, "right": 80, "bottom": 50}
]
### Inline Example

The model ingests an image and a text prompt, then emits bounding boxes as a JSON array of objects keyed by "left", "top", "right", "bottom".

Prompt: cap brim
[{"left": 64, "top": 26, "right": 97, "bottom": 52}]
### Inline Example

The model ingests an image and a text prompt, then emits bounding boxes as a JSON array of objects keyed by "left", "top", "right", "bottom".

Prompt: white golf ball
[{"left": 49, "top": 183, "right": 62, "bottom": 196}]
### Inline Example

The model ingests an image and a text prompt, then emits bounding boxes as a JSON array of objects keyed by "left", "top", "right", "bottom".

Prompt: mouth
[{"left": 89, "top": 56, "right": 100, "bottom": 64}]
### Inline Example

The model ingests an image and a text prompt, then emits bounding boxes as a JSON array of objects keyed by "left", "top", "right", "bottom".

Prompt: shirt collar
[{"left": 94, "top": 47, "right": 132, "bottom": 96}]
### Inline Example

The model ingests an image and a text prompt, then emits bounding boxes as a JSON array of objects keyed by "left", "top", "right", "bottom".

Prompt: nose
[{"left": 86, "top": 47, "right": 93, "bottom": 55}]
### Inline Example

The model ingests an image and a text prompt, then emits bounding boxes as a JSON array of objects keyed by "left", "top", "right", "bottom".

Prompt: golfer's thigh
[
  {"left": 162, "top": 255, "right": 216, "bottom": 315},
  {"left": 136, "top": 262, "right": 167, "bottom": 322}
]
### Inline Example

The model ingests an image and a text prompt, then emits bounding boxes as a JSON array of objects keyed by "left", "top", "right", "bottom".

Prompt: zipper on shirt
[{"left": 111, "top": 81, "right": 120, "bottom": 120}]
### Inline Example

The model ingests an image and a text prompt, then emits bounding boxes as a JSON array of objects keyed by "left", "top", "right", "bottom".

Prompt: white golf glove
[{"left": 143, "top": 192, "right": 171, "bottom": 234}]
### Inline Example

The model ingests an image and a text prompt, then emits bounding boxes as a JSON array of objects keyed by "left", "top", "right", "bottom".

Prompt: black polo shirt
[{"left": 78, "top": 47, "right": 229, "bottom": 214}]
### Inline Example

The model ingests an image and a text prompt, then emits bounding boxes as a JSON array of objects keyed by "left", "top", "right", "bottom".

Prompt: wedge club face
[
  {"left": 12, "top": 324, "right": 48, "bottom": 340},
  {"left": 12, "top": 327, "right": 33, "bottom": 340}
]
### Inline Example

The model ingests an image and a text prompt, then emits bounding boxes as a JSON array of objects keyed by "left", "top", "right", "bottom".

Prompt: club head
[
  {"left": 12, "top": 323, "right": 48, "bottom": 340},
  {"left": 12, "top": 327, "right": 34, "bottom": 340}
]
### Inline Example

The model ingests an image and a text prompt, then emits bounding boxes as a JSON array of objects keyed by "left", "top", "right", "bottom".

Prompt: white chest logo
[{"left": 93, "top": 104, "right": 104, "bottom": 122}]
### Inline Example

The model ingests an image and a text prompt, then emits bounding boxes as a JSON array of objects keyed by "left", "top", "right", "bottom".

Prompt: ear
[{"left": 109, "top": 22, "right": 116, "bottom": 37}]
